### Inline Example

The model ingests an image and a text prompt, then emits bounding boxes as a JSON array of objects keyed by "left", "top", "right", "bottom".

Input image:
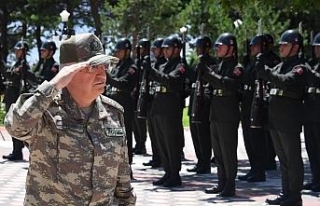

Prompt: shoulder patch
[
  {"left": 233, "top": 67, "right": 242, "bottom": 77},
  {"left": 294, "top": 67, "right": 304, "bottom": 75},
  {"left": 100, "top": 95, "right": 124, "bottom": 113},
  {"left": 293, "top": 64, "right": 305, "bottom": 75},
  {"left": 128, "top": 67, "right": 136, "bottom": 75},
  {"left": 178, "top": 66, "right": 186, "bottom": 73}
]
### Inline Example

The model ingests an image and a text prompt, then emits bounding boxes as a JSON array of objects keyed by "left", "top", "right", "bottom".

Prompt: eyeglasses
[{"left": 83, "top": 63, "right": 109, "bottom": 73}]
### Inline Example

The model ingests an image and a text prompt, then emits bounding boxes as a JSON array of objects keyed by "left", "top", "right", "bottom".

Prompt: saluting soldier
[
  {"left": 257, "top": 30, "right": 306, "bottom": 206},
  {"left": 2, "top": 40, "right": 32, "bottom": 161},
  {"left": 203, "top": 33, "right": 243, "bottom": 197},
  {"left": 105, "top": 38, "right": 138, "bottom": 165},
  {"left": 147, "top": 36, "right": 186, "bottom": 187},
  {"left": 303, "top": 32, "right": 320, "bottom": 192},
  {"left": 142, "top": 38, "right": 166, "bottom": 168},
  {"left": 187, "top": 35, "right": 217, "bottom": 174}
]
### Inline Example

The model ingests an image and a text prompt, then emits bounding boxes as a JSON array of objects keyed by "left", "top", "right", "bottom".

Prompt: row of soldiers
[
  {"left": 1, "top": 28, "right": 320, "bottom": 206},
  {"left": 104, "top": 29, "right": 320, "bottom": 206},
  {"left": 0, "top": 40, "right": 59, "bottom": 161}
]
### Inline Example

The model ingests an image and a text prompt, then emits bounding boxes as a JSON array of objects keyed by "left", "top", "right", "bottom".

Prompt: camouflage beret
[{"left": 60, "top": 33, "right": 119, "bottom": 67}]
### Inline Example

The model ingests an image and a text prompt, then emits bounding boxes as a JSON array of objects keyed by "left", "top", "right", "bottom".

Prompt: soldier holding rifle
[
  {"left": 142, "top": 38, "right": 166, "bottom": 168},
  {"left": 256, "top": 29, "right": 306, "bottom": 206},
  {"left": 132, "top": 38, "right": 149, "bottom": 155},
  {"left": 203, "top": 33, "right": 243, "bottom": 197},
  {"left": 187, "top": 33, "right": 217, "bottom": 174},
  {"left": 2, "top": 39, "right": 32, "bottom": 161},
  {"left": 146, "top": 35, "right": 186, "bottom": 187},
  {"left": 239, "top": 23, "right": 281, "bottom": 182},
  {"left": 105, "top": 38, "right": 138, "bottom": 166},
  {"left": 303, "top": 32, "right": 320, "bottom": 192}
]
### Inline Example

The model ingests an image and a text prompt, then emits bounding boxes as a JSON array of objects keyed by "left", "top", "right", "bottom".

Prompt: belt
[
  {"left": 3, "top": 81, "right": 13, "bottom": 86},
  {"left": 212, "top": 89, "right": 235, "bottom": 96},
  {"left": 269, "top": 88, "right": 300, "bottom": 99},
  {"left": 155, "top": 86, "right": 168, "bottom": 93},
  {"left": 191, "top": 83, "right": 209, "bottom": 89},
  {"left": 243, "top": 84, "right": 253, "bottom": 91},
  {"left": 306, "top": 87, "right": 320, "bottom": 94}
]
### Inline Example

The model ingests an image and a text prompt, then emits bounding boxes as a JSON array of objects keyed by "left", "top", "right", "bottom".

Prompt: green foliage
[
  {"left": 0, "top": 105, "right": 6, "bottom": 126},
  {"left": 182, "top": 107, "right": 190, "bottom": 127}
]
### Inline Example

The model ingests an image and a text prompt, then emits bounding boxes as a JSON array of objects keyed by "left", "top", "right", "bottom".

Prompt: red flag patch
[
  {"left": 178, "top": 67, "right": 186, "bottom": 73},
  {"left": 128, "top": 68, "right": 136, "bottom": 74},
  {"left": 294, "top": 67, "right": 304, "bottom": 75},
  {"left": 233, "top": 67, "right": 242, "bottom": 77}
]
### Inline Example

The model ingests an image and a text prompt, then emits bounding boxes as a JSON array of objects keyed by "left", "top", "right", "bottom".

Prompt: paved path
[{"left": 0, "top": 126, "right": 319, "bottom": 206}]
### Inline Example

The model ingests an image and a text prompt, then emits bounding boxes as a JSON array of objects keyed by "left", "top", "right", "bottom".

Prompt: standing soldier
[
  {"left": 142, "top": 38, "right": 166, "bottom": 168},
  {"left": 132, "top": 38, "right": 148, "bottom": 155},
  {"left": 303, "top": 32, "right": 320, "bottom": 192},
  {"left": 105, "top": 38, "right": 138, "bottom": 165},
  {"left": 147, "top": 35, "right": 186, "bottom": 187},
  {"left": 263, "top": 33, "right": 279, "bottom": 171},
  {"left": 257, "top": 30, "right": 306, "bottom": 206},
  {"left": 2, "top": 40, "right": 31, "bottom": 161},
  {"left": 239, "top": 34, "right": 281, "bottom": 182},
  {"left": 187, "top": 35, "right": 217, "bottom": 174},
  {"left": 30, "top": 41, "right": 59, "bottom": 86},
  {"left": 203, "top": 33, "right": 243, "bottom": 197},
  {"left": 0, "top": 43, "right": 6, "bottom": 95}
]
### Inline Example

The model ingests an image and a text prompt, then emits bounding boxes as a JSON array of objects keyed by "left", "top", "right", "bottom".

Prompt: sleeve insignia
[
  {"left": 233, "top": 67, "right": 242, "bottom": 77},
  {"left": 294, "top": 67, "right": 304, "bottom": 75},
  {"left": 128, "top": 68, "right": 136, "bottom": 75},
  {"left": 178, "top": 67, "right": 186, "bottom": 73}
]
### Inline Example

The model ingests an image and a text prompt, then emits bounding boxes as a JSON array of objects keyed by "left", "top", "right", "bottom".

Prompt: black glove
[
  {"left": 198, "top": 54, "right": 205, "bottom": 64},
  {"left": 142, "top": 55, "right": 151, "bottom": 71}
]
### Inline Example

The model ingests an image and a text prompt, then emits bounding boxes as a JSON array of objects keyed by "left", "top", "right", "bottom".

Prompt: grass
[
  {"left": 0, "top": 106, "right": 5, "bottom": 126},
  {"left": 183, "top": 107, "right": 190, "bottom": 127}
]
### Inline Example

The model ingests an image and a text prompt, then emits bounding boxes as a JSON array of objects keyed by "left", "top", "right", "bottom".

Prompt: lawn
[{"left": 183, "top": 107, "right": 190, "bottom": 127}]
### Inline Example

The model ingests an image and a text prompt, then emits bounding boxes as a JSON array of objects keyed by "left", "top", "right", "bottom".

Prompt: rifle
[
  {"left": 20, "top": 37, "right": 28, "bottom": 93},
  {"left": 243, "top": 32, "right": 251, "bottom": 67},
  {"left": 136, "top": 36, "right": 151, "bottom": 119},
  {"left": 180, "top": 26, "right": 188, "bottom": 65},
  {"left": 190, "top": 23, "right": 205, "bottom": 123},
  {"left": 250, "top": 19, "right": 266, "bottom": 128}
]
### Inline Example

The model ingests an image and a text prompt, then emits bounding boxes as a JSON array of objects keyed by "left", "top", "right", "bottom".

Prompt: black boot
[
  {"left": 219, "top": 181, "right": 235, "bottom": 197},
  {"left": 205, "top": 184, "right": 224, "bottom": 194},
  {"left": 238, "top": 171, "right": 252, "bottom": 181},
  {"left": 246, "top": 173, "right": 266, "bottom": 182},
  {"left": 153, "top": 174, "right": 169, "bottom": 186},
  {"left": 163, "top": 174, "right": 182, "bottom": 187},
  {"left": 187, "top": 165, "right": 198, "bottom": 172},
  {"left": 2, "top": 152, "right": 23, "bottom": 161},
  {"left": 196, "top": 166, "right": 211, "bottom": 174},
  {"left": 265, "top": 193, "right": 287, "bottom": 205}
]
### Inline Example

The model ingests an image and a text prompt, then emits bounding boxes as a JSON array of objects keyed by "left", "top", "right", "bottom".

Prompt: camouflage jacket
[{"left": 4, "top": 81, "right": 136, "bottom": 206}]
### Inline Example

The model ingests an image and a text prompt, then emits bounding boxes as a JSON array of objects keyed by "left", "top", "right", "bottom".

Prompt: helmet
[
  {"left": 138, "top": 38, "right": 150, "bottom": 49},
  {"left": 312, "top": 32, "right": 320, "bottom": 46},
  {"left": 264, "top": 33, "right": 274, "bottom": 45},
  {"left": 195, "top": 36, "right": 212, "bottom": 48},
  {"left": 161, "top": 36, "right": 182, "bottom": 48},
  {"left": 279, "top": 30, "right": 303, "bottom": 45},
  {"left": 151, "top": 38, "right": 164, "bottom": 49},
  {"left": 215, "top": 33, "right": 237, "bottom": 47},
  {"left": 41, "top": 41, "right": 57, "bottom": 52},
  {"left": 114, "top": 38, "right": 132, "bottom": 51},
  {"left": 250, "top": 34, "right": 268, "bottom": 46},
  {"left": 14, "top": 41, "right": 29, "bottom": 52}
]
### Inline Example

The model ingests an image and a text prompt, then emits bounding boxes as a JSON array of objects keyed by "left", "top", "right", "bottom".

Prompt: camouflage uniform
[{"left": 5, "top": 81, "right": 136, "bottom": 206}]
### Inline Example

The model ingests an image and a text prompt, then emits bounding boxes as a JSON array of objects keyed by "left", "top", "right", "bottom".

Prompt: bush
[{"left": 0, "top": 106, "right": 5, "bottom": 126}]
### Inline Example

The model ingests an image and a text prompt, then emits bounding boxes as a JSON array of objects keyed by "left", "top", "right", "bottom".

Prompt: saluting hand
[{"left": 50, "top": 62, "right": 87, "bottom": 90}]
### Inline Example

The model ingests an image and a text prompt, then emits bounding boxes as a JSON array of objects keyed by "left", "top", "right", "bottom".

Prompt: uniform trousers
[
  {"left": 210, "top": 121, "right": 238, "bottom": 187},
  {"left": 269, "top": 129, "right": 303, "bottom": 199}
]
